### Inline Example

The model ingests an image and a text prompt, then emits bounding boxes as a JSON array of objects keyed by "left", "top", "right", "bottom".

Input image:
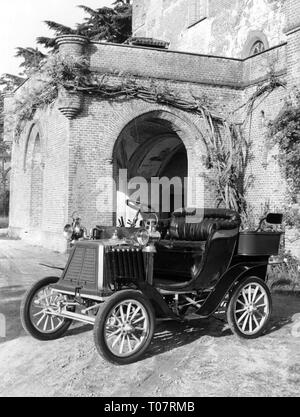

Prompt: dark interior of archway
[{"left": 114, "top": 114, "right": 188, "bottom": 217}]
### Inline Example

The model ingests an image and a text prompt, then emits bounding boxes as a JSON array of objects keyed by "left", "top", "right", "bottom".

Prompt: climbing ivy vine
[
  {"left": 269, "top": 87, "right": 300, "bottom": 202},
  {"left": 8, "top": 53, "right": 285, "bottom": 218}
]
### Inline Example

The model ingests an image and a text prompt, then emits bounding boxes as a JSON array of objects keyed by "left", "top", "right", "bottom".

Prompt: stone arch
[
  {"left": 30, "top": 134, "right": 44, "bottom": 229},
  {"left": 24, "top": 121, "right": 45, "bottom": 172},
  {"left": 106, "top": 103, "right": 207, "bottom": 158},
  {"left": 24, "top": 123, "right": 45, "bottom": 229},
  {"left": 111, "top": 107, "right": 207, "bottom": 174},
  {"left": 242, "top": 30, "right": 270, "bottom": 58},
  {"left": 111, "top": 108, "right": 208, "bottom": 223}
]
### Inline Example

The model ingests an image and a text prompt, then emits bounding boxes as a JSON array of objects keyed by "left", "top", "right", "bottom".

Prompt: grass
[
  {"left": 0, "top": 216, "right": 8, "bottom": 229},
  {"left": 268, "top": 252, "right": 300, "bottom": 293}
]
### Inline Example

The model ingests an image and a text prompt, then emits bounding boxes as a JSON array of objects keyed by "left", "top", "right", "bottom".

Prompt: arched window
[
  {"left": 242, "top": 31, "right": 269, "bottom": 58},
  {"left": 250, "top": 40, "right": 265, "bottom": 56}
]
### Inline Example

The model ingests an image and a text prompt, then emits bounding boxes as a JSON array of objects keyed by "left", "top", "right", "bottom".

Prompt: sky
[{"left": 0, "top": 0, "right": 113, "bottom": 76}]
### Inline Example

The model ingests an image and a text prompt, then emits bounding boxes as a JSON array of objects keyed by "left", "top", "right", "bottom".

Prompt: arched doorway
[
  {"left": 113, "top": 112, "right": 188, "bottom": 224},
  {"left": 30, "top": 134, "right": 43, "bottom": 229}
]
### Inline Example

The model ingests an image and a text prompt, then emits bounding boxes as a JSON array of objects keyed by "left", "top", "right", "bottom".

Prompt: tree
[
  {"left": 0, "top": 74, "right": 24, "bottom": 142},
  {"left": 0, "top": 74, "right": 23, "bottom": 216},
  {"left": 15, "top": 47, "right": 46, "bottom": 76},
  {"left": 37, "top": 1, "right": 132, "bottom": 49},
  {"left": 0, "top": 73, "right": 24, "bottom": 93},
  {"left": 0, "top": 0, "right": 133, "bottom": 189}
]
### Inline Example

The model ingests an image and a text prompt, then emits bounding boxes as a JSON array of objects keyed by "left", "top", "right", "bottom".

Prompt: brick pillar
[{"left": 284, "top": 0, "right": 300, "bottom": 88}]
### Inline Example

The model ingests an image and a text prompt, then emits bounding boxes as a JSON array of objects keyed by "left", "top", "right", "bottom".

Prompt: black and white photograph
[{"left": 0, "top": 0, "right": 299, "bottom": 400}]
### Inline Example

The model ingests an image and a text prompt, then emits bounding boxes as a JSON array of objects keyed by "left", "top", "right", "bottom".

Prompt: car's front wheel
[
  {"left": 227, "top": 277, "right": 272, "bottom": 339},
  {"left": 93, "top": 290, "right": 155, "bottom": 365},
  {"left": 20, "top": 276, "right": 73, "bottom": 341}
]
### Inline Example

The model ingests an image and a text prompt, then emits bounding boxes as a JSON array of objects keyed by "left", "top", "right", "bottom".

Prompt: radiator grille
[
  {"left": 107, "top": 247, "right": 145, "bottom": 282},
  {"left": 63, "top": 246, "right": 97, "bottom": 285},
  {"left": 64, "top": 247, "right": 85, "bottom": 283}
]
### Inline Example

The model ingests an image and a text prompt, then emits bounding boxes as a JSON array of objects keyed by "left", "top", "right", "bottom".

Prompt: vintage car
[{"left": 20, "top": 201, "right": 283, "bottom": 365}]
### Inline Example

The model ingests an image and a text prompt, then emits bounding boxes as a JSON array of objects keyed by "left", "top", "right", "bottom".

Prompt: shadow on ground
[
  {"left": 1, "top": 283, "right": 299, "bottom": 360},
  {"left": 0, "top": 285, "right": 27, "bottom": 343}
]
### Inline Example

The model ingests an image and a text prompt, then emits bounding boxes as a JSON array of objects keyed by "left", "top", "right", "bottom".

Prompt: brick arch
[
  {"left": 30, "top": 134, "right": 44, "bottom": 229},
  {"left": 110, "top": 106, "right": 208, "bottom": 177},
  {"left": 24, "top": 123, "right": 45, "bottom": 229},
  {"left": 108, "top": 103, "right": 208, "bottom": 159},
  {"left": 110, "top": 106, "right": 209, "bottom": 220},
  {"left": 23, "top": 121, "right": 45, "bottom": 172}
]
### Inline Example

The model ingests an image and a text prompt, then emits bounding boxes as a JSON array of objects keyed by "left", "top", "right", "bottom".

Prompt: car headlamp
[{"left": 136, "top": 228, "right": 150, "bottom": 246}]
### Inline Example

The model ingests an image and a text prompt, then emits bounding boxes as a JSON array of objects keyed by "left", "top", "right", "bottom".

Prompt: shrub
[{"left": 268, "top": 251, "right": 300, "bottom": 291}]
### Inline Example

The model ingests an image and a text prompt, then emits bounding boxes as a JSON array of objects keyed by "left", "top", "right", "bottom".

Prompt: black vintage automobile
[{"left": 21, "top": 201, "right": 283, "bottom": 365}]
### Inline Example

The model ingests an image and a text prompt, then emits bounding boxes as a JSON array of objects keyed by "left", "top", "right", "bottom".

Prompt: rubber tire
[
  {"left": 227, "top": 276, "right": 272, "bottom": 339},
  {"left": 20, "top": 276, "right": 73, "bottom": 341},
  {"left": 93, "top": 290, "right": 156, "bottom": 365}
]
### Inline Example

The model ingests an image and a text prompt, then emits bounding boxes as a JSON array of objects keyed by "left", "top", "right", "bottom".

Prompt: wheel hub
[
  {"left": 247, "top": 304, "right": 256, "bottom": 314},
  {"left": 122, "top": 323, "right": 134, "bottom": 334}
]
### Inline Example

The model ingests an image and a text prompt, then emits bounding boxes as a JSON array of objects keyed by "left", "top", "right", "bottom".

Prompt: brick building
[{"left": 3, "top": 0, "right": 300, "bottom": 253}]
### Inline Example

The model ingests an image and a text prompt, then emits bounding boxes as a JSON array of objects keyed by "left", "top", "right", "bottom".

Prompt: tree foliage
[
  {"left": 37, "top": 0, "right": 132, "bottom": 50},
  {"left": 0, "top": 74, "right": 18, "bottom": 215},
  {"left": 0, "top": 74, "right": 24, "bottom": 147},
  {"left": 201, "top": 116, "right": 253, "bottom": 215},
  {"left": 269, "top": 88, "right": 300, "bottom": 200},
  {"left": 0, "top": 1, "right": 132, "bottom": 147},
  {"left": 15, "top": 47, "right": 46, "bottom": 76},
  {"left": 0, "top": 73, "right": 24, "bottom": 93}
]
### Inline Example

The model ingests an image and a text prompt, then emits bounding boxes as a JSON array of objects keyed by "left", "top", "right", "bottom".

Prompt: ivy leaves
[{"left": 270, "top": 89, "right": 300, "bottom": 201}]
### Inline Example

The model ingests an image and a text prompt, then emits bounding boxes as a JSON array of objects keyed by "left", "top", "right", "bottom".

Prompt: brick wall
[
  {"left": 7, "top": 82, "right": 70, "bottom": 252},
  {"left": 242, "top": 85, "right": 288, "bottom": 208},
  {"left": 284, "top": 0, "right": 300, "bottom": 32},
  {"left": 89, "top": 43, "right": 243, "bottom": 88},
  {"left": 284, "top": 0, "right": 300, "bottom": 88},
  {"left": 6, "top": 0, "right": 299, "bottom": 255},
  {"left": 243, "top": 44, "right": 287, "bottom": 85},
  {"left": 66, "top": 90, "right": 237, "bottom": 229},
  {"left": 132, "top": 0, "right": 287, "bottom": 58}
]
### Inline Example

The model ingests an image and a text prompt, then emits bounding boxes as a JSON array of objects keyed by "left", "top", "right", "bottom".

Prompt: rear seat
[
  {"left": 154, "top": 208, "right": 241, "bottom": 289},
  {"left": 168, "top": 207, "right": 240, "bottom": 241}
]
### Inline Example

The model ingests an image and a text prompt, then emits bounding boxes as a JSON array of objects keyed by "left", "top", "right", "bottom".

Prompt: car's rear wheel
[
  {"left": 227, "top": 277, "right": 272, "bottom": 339},
  {"left": 93, "top": 290, "right": 155, "bottom": 365},
  {"left": 20, "top": 276, "right": 73, "bottom": 341}
]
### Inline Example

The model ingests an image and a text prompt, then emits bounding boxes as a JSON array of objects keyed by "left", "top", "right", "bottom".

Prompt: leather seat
[
  {"left": 153, "top": 208, "right": 241, "bottom": 291},
  {"left": 169, "top": 208, "right": 240, "bottom": 241}
]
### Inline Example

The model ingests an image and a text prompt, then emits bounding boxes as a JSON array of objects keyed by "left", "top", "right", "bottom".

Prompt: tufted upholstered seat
[
  {"left": 169, "top": 208, "right": 241, "bottom": 241},
  {"left": 154, "top": 208, "right": 241, "bottom": 291}
]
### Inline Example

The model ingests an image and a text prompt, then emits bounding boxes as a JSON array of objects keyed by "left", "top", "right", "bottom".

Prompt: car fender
[
  {"left": 136, "top": 282, "right": 179, "bottom": 319},
  {"left": 197, "top": 262, "right": 269, "bottom": 318}
]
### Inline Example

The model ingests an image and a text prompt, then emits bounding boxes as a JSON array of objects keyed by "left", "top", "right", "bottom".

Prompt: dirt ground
[{"left": 0, "top": 238, "right": 299, "bottom": 397}]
